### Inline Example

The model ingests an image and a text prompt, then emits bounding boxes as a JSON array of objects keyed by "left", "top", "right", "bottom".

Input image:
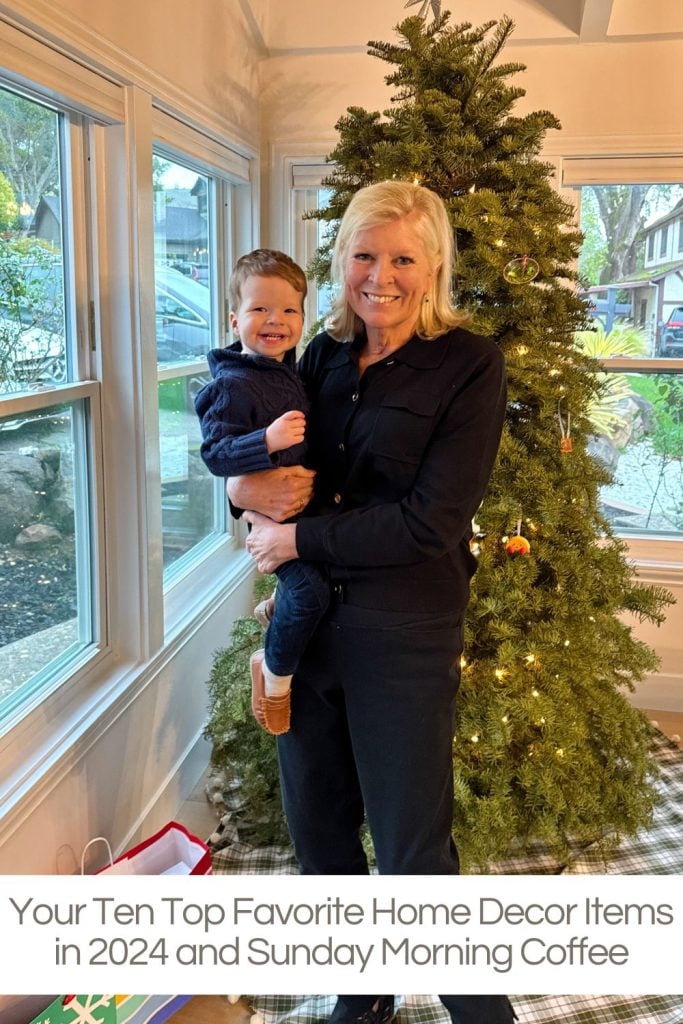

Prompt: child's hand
[{"left": 265, "top": 410, "right": 306, "bottom": 453}]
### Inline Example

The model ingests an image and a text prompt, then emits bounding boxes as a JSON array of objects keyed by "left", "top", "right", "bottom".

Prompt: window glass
[
  {"left": 153, "top": 154, "right": 225, "bottom": 574},
  {"left": 0, "top": 89, "right": 66, "bottom": 393},
  {"left": 292, "top": 185, "right": 333, "bottom": 330},
  {"left": 578, "top": 183, "right": 683, "bottom": 539},
  {"left": 0, "top": 85, "right": 95, "bottom": 718},
  {"left": 0, "top": 399, "right": 92, "bottom": 715},
  {"left": 158, "top": 371, "right": 220, "bottom": 567}
]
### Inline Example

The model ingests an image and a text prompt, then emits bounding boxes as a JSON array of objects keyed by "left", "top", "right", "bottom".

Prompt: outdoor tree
[
  {"left": 0, "top": 88, "right": 59, "bottom": 224},
  {"left": 579, "top": 184, "right": 683, "bottom": 287},
  {"left": 206, "top": 12, "right": 674, "bottom": 868},
  {"left": 0, "top": 170, "right": 19, "bottom": 231}
]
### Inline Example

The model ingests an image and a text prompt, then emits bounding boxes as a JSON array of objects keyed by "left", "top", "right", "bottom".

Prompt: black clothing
[
  {"left": 296, "top": 328, "right": 506, "bottom": 611},
  {"left": 277, "top": 327, "right": 510, "bottom": 1024}
]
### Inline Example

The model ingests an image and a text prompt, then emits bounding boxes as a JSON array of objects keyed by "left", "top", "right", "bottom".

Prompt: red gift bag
[{"left": 85, "top": 822, "right": 211, "bottom": 875}]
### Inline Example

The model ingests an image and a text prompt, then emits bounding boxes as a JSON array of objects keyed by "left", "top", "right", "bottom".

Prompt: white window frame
[
  {"left": 0, "top": 23, "right": 258, "bottom": 831},
  {"left": 556, "top": 152, "right": 683, "bottom": 575},
  {"left": 150, "top": 118, "right": 256, "bottom": 634}
]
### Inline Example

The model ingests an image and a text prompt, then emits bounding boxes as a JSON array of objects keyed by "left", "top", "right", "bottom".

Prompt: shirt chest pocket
[{"left": 369, "top": 388, "right": 441, "bottom": 464}]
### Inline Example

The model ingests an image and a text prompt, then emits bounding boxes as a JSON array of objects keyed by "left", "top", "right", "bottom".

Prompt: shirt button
[
  {"left": 386, "top": 359, "right": 395, "bottom": 366},
  {"left": 351, "top": 391, "right": 359, "bottom": 402},
  {"left": 334, "top": 492, "right": 342, "bottom": 504},
  {"left": 338, "top": 442, "right": 345, "bottom": 452}
]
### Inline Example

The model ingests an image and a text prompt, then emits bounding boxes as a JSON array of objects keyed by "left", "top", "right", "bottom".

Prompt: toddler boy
[{"left": 194, "top": 249, "right": 329, "bottom": 735}]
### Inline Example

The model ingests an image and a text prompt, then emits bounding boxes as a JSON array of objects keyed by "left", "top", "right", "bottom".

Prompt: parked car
[
  {"left": 2, "top": 262, "right": 212, "bottom": 390},
  {"left": 658, "top": 307, "right": 683, "bottom": 357},
  {"left": 154, "top": 266, "right": 212, "bottom": 362}
]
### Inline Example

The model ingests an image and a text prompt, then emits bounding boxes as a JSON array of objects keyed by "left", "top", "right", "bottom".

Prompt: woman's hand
[
  {"left": 244, "top": 512, "right": 298, "bottom": 573},
  {"left": 227, "top": 465, "right": 315, "bottom": 522}
]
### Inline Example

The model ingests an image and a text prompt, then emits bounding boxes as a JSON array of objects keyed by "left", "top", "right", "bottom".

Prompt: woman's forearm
[{"left": 227, "top": 465, "right": 315, "bottom": 522}]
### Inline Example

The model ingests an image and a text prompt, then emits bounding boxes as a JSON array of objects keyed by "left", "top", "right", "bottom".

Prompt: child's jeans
[{"left": 265, "top": 559, "right": 330, "bottom": 676}]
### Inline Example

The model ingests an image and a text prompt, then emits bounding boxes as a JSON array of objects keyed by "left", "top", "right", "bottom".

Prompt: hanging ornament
[
  {"left": 469, "top": 513, "right": 486, "bottom": 555},
  {"left": 469, "top": 531, "right": 486, "bottom": 556},
  {"left": 557, "top": 398, "right": 573, "bottom": 453},
  {"left": 505, "top": 518, "right": 531, "bottom": 556},
  {"left": 404, "top": 0, "right": 442, "bottom": 19},
  {"left": 503, "top": 255, "right": 540, "bottom": 285}
]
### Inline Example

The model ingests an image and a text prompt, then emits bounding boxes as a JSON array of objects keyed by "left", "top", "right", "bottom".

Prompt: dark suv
[{"left": 659, "top": 307, "right": 683, "bottom": 357}]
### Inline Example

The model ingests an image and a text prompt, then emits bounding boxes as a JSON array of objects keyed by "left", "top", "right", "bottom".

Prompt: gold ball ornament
[{"left": 506, "top": 535, "right": 531, "bottom": 556}]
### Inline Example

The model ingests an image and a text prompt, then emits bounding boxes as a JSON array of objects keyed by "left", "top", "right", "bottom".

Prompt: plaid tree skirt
[{"left": 208, "top": 731, "right": 683, "bottom": 1024}]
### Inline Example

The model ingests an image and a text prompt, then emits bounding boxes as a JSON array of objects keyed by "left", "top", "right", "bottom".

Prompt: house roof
[
  {"left": 155, "top": 206, "right": 206, "bottom": 244},
  {"left": 587, "top": 259, "right": 683, "bottom": 291},
  {"left": 645, "top": 198, "right": 683, "bottom": 234}
]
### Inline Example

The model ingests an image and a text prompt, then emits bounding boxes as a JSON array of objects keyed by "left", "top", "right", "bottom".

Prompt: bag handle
[{"left": 80, "top": 836, "right": 114, "bottom": 875}]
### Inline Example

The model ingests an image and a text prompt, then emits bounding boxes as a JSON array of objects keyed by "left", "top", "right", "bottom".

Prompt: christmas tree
[{"left": 207, "top": 12, "right": 673, "bottom": 869}]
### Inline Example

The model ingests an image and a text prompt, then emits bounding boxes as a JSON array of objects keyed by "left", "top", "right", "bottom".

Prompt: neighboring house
[
  {"left": 585, "top": 199, "right": 683, "bottom": 354},
  {"left": 29, "top": 195, "right": 61, "bottom": 246},
  {"left": 153, "top": 184, "right": 208, "bottom": 265}
]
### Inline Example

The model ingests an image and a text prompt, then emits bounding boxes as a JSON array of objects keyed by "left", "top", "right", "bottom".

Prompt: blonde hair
[
  {"left": 327, "top": 180, "right": 467, "bottom": 341},
  {"left": 229, "top": 248, "right": 307, "bottom": 310}
]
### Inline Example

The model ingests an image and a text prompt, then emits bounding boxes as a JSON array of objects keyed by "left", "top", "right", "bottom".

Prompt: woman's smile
[{"left": 345, "top": 213, "right": 434, "bottom": 347}]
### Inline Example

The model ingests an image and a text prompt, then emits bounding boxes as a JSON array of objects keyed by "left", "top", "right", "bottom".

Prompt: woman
[{"left": 231, "top": 181, "right": 514, "bottom": 1024}]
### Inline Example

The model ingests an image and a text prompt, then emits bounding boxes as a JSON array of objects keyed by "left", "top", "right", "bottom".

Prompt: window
[
  {"left": 576, "top": 180, "right": 683, "bottom": 543},
  {"left": 275, "top": 158, "right": 335, "bottom": 336},
  {"left": 0, "top": 84, "right": 97, "bottom": 718},
  {"left": 153, "top": 155, "right": 222, "bottom": 574},
  {"left": 0, "top": 59, "right": 255, "bottom": 743},
  {"left": 149, "top": 123, "right": 255, "bottom": 627},
  {"left": 660, "top": 225, "right": 669, "bottom": 258}
]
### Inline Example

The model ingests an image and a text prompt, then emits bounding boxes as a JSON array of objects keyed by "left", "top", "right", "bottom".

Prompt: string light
[
  {"left": 459, "top": 655, "right": 467, "bottom": 669},
  {"left": 531, "top": 688, "right": 540, "bottom": 697},
  {"left": 494, "top": 238, "right": 505, "bottom": 248},
  {"left": 494, "top": 668, "right": 507, "bottom": 680},
  {"left": 564, "top": 639, "right": 570, "bottom": 647},
  {"left": 501, "top": 715, "right": 509, "bottom": 723},
  {"left": 525, "top": 653, "right": 536, "bottom": 665},
  {"left": 556, "top": 748, "right": 565, "bottom": 758},
  {"left": 471, "top": 734, "right": 480, "bottom": 743},
  {"left": 516, "top": 345, "right": 529, "bottom": 356}
]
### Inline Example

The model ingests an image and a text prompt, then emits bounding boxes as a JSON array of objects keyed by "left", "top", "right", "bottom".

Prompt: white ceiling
[{"left": 241, "top": 0, "right": 683, "bottom": 55}]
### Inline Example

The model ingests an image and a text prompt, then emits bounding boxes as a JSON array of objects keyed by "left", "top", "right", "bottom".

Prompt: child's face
[{"left": 230, "top": 274, "right": 304, "bottom": 361}]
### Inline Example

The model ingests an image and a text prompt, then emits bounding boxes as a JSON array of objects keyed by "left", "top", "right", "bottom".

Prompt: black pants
[{"left": 277, "top": 604, "right": 515, "bottom": 1024}]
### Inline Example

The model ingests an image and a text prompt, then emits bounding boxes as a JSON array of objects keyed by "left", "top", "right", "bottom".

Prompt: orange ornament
[{"left": 506, "top": 535, "right": 531, "bottom": 556}]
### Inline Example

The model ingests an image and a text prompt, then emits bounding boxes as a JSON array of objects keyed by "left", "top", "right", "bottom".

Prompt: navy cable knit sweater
[{"left": 194, "top": 341, "right": 310, "bottom": 477}]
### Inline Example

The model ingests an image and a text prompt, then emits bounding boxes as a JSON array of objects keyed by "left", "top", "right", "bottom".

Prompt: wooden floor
[{"left": 172, "top": 997, "right": 256, "bottom": 1024}]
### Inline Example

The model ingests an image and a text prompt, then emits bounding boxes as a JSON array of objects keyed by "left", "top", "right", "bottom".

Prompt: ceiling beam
[
  {"left": 239, "top": 0, "right": 270, "bottom": 57},
  {"left": 579, "top": 0, "right": 615, "bottom": 41},
  {"left": 523, "top": 0, "right": 582, "bottom": 34}
]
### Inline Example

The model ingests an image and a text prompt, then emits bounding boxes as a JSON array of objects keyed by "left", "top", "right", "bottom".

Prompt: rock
[
  {"left": 0, "top": 452, "right": 47, "bottom": 543},
  {"left": 587, "top": 434, "right": 620, "bottom": 474},
  {"left": 15, "top": 523, "right": 62, "bottom": 547}
]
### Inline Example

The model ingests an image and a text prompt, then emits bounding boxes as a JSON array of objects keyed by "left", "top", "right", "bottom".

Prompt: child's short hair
[{"left": 229, "top": 249, "right": 307, "bottom": 310}]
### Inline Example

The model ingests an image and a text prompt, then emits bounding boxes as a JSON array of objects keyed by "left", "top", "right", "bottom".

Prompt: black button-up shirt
[{"left": 296, "top": 328, "right": 507, "bottom": 613}]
